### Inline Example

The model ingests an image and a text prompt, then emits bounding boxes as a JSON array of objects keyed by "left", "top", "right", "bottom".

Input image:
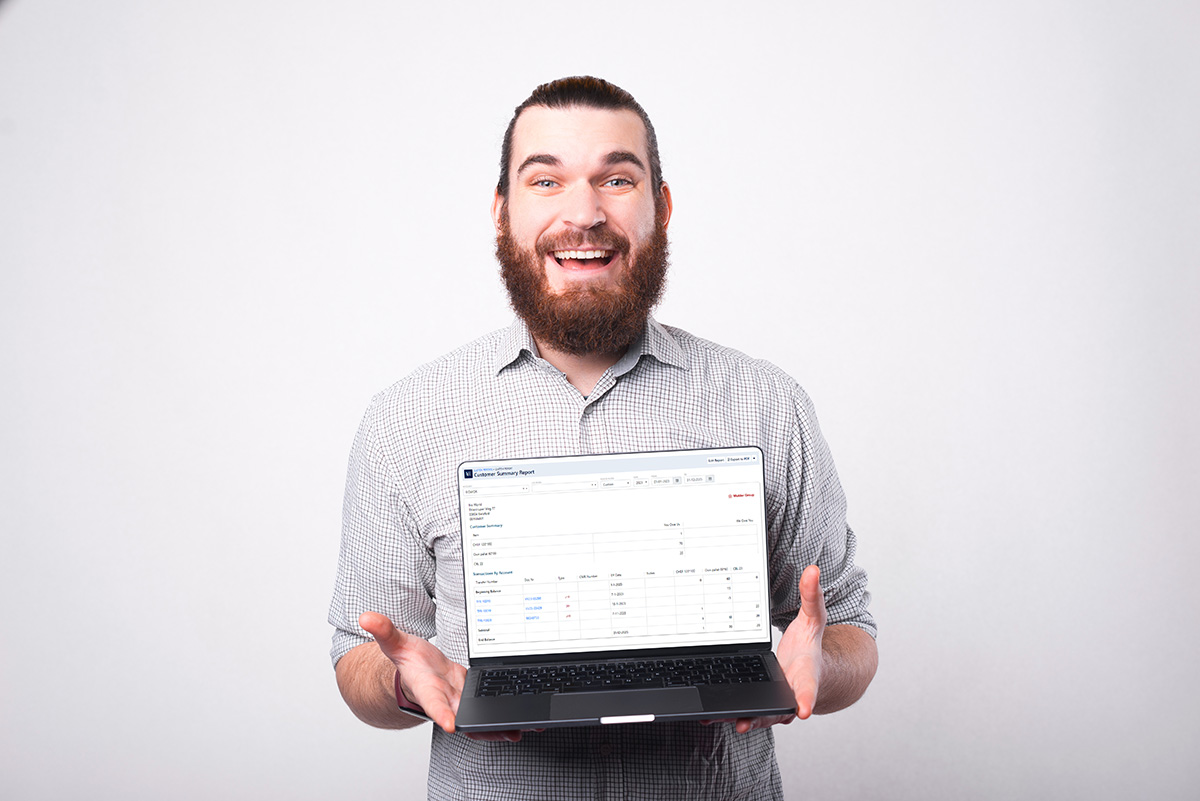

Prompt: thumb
[
  {"left": 799, "top": 565, "right": 825, "bottom": 620},
  {"left": 359, "top": 611, "right": 409, "bottom": 661}
]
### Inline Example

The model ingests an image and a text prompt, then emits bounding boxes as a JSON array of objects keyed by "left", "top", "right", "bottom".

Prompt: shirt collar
[
  {"left": 640, "top": 317, "right": 689, "bottom": 370},
  {"left": 492, "top": 316, "right": 689, "bottom": 376},
  {"left": 492, "top": 318, "right": 540, "bottom": 375}
]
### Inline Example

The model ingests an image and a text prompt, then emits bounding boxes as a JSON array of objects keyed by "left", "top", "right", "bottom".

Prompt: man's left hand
[
  {"left": 775, "top": 562, "right": 827, "bottom": 721},
  {"left": 706, "top": 563, "right": 826, "bottom": 734}
]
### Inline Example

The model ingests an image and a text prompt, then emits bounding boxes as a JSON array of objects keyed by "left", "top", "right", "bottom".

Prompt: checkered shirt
[{"left": 329, "top": 317, "right": 875, "bottom": 800}]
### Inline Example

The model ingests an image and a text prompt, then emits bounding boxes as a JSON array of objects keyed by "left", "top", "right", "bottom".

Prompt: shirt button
[{"left": 599, "top": 744, "right": 613, "bottom": 756}]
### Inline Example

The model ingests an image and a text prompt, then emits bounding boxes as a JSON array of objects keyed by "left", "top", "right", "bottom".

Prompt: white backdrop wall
[{"left": 1, "top": 1, "right": 1197, "bottom": 799}]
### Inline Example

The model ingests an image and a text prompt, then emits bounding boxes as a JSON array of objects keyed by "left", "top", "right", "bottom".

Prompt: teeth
[{"left": 553, "top": 250, "right": 609, "bottom": 260}]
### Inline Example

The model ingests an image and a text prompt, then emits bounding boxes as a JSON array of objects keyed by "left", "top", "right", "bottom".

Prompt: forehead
[{"left": 510, "top": 106, "right": 649, "bottom": 171}]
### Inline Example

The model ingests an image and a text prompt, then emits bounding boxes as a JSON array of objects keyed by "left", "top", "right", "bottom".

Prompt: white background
[{"left": 1, "top": 1, "right": 1197, "bottom": 798}]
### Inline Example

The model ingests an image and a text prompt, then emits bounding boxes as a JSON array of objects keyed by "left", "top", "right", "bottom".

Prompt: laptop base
[{"left": 455, "top": 653, "right": 796, "bottom": 732}]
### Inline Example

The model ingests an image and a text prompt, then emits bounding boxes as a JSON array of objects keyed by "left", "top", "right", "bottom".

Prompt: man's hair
[{"left": 496, "top": 76, "right": 664, "bottom": 200}]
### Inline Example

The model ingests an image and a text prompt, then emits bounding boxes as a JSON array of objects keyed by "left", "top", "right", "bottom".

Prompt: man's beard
[{"left": 496, "top": 209, "right": 669, "bottom": 356}]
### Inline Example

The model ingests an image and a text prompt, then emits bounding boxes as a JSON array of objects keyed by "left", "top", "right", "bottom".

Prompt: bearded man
[{"left": 329, "top": 76, "right": 878, "bottom": 801}]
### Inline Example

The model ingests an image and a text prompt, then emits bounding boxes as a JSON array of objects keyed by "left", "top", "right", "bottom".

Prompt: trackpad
[{"left": 551, "top": 687, "right": 702, "bottom": 721}]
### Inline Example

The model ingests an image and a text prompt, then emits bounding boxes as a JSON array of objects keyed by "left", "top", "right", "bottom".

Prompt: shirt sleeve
[
  {"left": 769, "top": 383, "right": 876, "bottom": 638},
  {"left": 327, "top": 397, "right": 438, "bottom": 668}
]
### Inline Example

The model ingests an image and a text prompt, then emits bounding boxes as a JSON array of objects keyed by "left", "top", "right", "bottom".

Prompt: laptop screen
[{"left": 458, "top": 447, "right": 771, "bottom": 660}]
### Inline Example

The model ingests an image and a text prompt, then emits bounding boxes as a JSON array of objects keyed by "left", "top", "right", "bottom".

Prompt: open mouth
[{"left": 551, "top": 249, "right": 617, "bottom": 268}]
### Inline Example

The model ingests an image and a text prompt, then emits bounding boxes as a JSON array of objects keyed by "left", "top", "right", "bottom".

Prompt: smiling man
[
  {"left": 496, "top": 102, "right": 672, "bottom": 386},
  {"left": 329, "top": 76, "right": 877, "bottom": 800}
]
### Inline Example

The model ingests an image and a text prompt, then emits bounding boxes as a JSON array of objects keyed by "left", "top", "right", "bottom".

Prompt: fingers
[
  {"left": 404, "top": 666, "right": 465, "bottom": 735},
  {"left": 465, "top": 724, "right": 545, "bottom": 742},
  {"left": 420, "top": 692, "right": 460, "bottom": 735},
  {"left": 792, "top": 669, "right": 819, "bottom": 719},
  {"left": 703, "top": 716, "right": 796, "bottom": 733},
  {"left": 399, "top": 668, "right": 463, "bottom": 735},
  {"left": 732, "top": 715, "right": 795, "bottom": 733},
  {"left": 467, "top": 730, "right": 524, "bottom": 743}
]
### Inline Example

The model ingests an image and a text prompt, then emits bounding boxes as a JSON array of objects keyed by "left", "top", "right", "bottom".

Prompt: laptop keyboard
[{"left": 475, "top": 654, "right": 772, "bottom": 697}]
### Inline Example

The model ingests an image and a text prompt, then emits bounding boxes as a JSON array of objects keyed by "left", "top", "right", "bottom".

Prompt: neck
[{"left": 533, "top": 339, "right": 625, "bottom": 397}]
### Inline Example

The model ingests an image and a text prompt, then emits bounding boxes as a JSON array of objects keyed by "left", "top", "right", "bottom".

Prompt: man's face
[{"left": 493, "top": 105, "right": 672, "bottom": 356}]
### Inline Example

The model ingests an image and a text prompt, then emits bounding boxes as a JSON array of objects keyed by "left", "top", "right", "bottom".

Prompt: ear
[
  {"left": 491, "top": 191, "right": 505, "bottom": 234},
  {"left": 657, "top": 182, "right": 673, "bottom": 229}
]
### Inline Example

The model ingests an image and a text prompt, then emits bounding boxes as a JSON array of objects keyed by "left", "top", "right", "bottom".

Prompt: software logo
[{"left": 463, "top": 469, "right": 473, "bottom": 479}]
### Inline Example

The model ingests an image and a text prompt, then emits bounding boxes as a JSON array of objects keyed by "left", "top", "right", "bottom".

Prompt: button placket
[{"left": 578, "top": 401, "right": 593, "bottom": 452}]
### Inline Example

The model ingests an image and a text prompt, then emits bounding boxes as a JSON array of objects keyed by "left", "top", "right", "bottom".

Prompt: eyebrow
[
  {"left": 603, "top": 150, "right": 646, "bottom": 172},
  {"left": 515, "top": 150, "right": 647, "bottom": 178},
  {"left": 516, "top": 153, "right": 561, "bottom": 177}
]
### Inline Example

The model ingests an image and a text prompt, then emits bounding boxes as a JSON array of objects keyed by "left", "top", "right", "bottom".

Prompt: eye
[
  {"left": 604, "top": 177, "right": 633, "bottom": 187},
  {"left": 533, "top": 179, "right": 558, "bottom": 188}
]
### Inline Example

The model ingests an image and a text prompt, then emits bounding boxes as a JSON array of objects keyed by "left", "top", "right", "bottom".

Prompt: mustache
[{"left": 537, "top": 228, "right": 630, "bottom": 256}]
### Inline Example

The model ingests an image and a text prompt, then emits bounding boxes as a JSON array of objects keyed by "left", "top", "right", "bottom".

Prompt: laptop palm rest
[{"left": 550, "top": 687, "right": 702, "bottom": 721}]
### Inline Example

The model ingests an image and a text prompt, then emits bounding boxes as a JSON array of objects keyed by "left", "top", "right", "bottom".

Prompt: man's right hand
[
  {"left": 357, "top": 612, "right": 530, "bottom": 742},
  {"left": 358, "top": 611, "right": 465, "bottom": 734}
]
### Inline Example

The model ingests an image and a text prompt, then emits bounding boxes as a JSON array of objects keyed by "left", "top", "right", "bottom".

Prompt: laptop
[{"left": 453, "top": 446, "right": 797, "bottom": 732}]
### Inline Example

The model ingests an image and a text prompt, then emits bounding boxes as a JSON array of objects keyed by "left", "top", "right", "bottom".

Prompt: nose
[{"left": 560, "top": 183, "right": 606, "bottom": 230}]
